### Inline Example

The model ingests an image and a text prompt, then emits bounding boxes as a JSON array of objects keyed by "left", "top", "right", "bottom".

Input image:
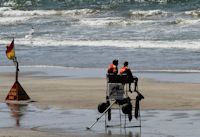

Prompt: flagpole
[
  {"left": 12, "top": 38, "right": 19, "bottom": 82},
  {"left": 13, "top": 57, "right": 19, "bottom": 82}
]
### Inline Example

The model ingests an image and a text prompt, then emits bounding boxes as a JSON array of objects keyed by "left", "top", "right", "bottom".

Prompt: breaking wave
[
  {"left": 0, "top": 7, "right": 164, "bottom": 26},
  {"left": 1, "top": 0, "right": 200, "bottom": 11},
  {"left": 0, "top": 7, "right": 170, "bottom": 26},
  {"left": 128, "top": 10, "right": 170, "bottom": 18},
  {"left": 169, "top": 18, "right": 200, "bottom": 25},
  {"left": 1, "top": 38, "right": 200, "bottom": 50},
  {"left": 0, "top": 7, "right": 100, "bottom": 25},
  {"left": 185, "top": 10, "right": 200, "bottom": 17},
  {"left": 0, "top": 7, "right": 99, "bottom": 17}
]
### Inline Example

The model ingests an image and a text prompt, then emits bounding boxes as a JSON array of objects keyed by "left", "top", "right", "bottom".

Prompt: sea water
[{"left": 0, "top": 0, "right": 200, "bottom": 73}]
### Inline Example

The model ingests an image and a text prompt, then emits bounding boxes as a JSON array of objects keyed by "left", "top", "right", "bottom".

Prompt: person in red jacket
[
  {"left": 120, "top": 61, "right": 138, "bottom": 93},
  {"left": 107, "top": 59, "right": 118, "bottom": 74}
]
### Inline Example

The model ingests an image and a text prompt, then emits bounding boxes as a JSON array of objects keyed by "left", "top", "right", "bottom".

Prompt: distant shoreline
[{"left": 1, "top": 66, "right": 200, "bottom": 83}]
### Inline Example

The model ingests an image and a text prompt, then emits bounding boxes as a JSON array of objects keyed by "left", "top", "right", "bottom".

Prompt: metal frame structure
[
  {"left": 105, "top": 75, "right": 142, "bottom": 128},
  {"left": 87, "top": 74, "right": 144, "bottom": 130}
]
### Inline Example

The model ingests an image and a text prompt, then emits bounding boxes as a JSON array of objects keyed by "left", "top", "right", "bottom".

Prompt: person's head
[
  {"left": 124, "top": 61, "right": 128, "bottom": 66},
  {"left": 113, "top": 59, "right": 118, "bottom": 66}
]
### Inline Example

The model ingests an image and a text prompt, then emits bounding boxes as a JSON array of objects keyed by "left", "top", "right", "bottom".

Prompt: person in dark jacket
[{"left": 120, "top": 61, "right": 138, "bottom": 93}]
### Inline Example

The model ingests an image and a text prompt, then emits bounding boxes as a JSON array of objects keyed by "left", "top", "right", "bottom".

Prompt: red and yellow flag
[{"left": 6, "top": 39, "right": 15, "bottom": 60}]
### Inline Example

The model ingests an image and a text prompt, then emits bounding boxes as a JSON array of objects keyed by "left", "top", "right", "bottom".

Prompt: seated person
[
  {"left": 107, "top": 59, "right": 118, "bottom": 75},
  {"left": 120, "top": 61, "right": 138, "bottom": 93}
]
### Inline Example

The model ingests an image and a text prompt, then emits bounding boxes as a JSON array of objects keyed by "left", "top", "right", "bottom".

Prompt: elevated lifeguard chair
[{"left": 87, "top": 74, "right": 144, "bottom": 130}]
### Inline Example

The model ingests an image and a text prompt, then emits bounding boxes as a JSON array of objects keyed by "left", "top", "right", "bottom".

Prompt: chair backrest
[
  {"left": 107, "top": 74, "right": 122, "bottom": 83},
  {"left": 107, "top": 74, "right": 130, "bottom": 83}
]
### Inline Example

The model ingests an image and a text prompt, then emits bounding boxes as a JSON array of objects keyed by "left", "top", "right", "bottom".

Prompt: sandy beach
[
  {"left": 1, "top": 71, "right": 200, "bottom": 137},
  {"left": 1, "top": 72, "right": 200, "bottom": 110}
]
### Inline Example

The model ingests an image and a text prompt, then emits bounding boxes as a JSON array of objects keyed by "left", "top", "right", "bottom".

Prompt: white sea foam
[
  {"left": 79, "top": 17, "right": 156, "bottom": 27},
  {"left": 78, "top": 10, "right": 168, "bottom": 27},
  {"left": 170, "top": 18, "right": 200, "bottom": 25},
  {"left": 28, "top": 39, "right": 200, "bottom": 49},
  {"left": 0, "top": 16, "right": 31, "bottom": 25},
  {"left": 0, "top": 9, "right": 64, "bottom": 17},
  {"left": 128, "top": 10, "right": 169, "bottom": 18},
  {"left": 1, "top": 65, "right": 200, "bottom": 80},
  {"left": 0, "top": 7, "right": 163, "bottom": 26},
  {"left": 2, "top": 7, "right": 198, "bottom": 27},
  {"left": 185, "top": 10, "right": 200, "bottom": 17},
  {"left": 1, "top": 38, "right": 200, "bottom": 49},
  {"left": 80, "top": 17, "right": 128, "bottom": 26},
  {"left": 0, "top": 7, "right": 99, "bottom": 25},
  {"left": 0, "top": 7, "right": 12, "bottom": 11},
  {"left": 0, "top": 7, "right": 99, "bottom": 17}
]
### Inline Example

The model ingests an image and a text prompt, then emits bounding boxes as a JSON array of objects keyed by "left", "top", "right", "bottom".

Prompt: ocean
[{"left": 0, "top": 0, "right": 200, "bottom": 73}]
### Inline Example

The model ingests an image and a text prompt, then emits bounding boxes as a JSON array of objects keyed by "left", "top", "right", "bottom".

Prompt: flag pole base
[{"left": 5, "top": 81, "right": 31, "bottom": 101}]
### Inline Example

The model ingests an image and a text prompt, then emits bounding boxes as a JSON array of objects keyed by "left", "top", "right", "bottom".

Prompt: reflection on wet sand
[
  {"left": 7, "top": 103, "right": 28, "bottom": 127},
  {"left": 106, "top": 129, "right": 141, "bottom": 137},
  {"left": 1, "top": 103, "right": 200, "bottom": 137}
]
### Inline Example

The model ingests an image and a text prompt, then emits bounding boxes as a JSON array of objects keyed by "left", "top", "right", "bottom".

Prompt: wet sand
[
  {"left": 1, "top": 71, "right": 200, "bottom": 137},
  {"left": 0, "top": 104, "right": 200, "bottom": 137}
]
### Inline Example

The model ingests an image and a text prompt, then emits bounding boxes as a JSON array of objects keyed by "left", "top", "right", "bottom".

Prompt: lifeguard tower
[{"left": 87, "top": 74, "right": 144, "bottom": 130}]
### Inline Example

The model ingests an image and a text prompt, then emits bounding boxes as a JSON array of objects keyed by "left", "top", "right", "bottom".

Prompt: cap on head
[
  {"left": 124, "top": 61, "right": 128, "bottom": 66},
  {"left": 113, "top": 59, "right": 118, "bottom": 65}
]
